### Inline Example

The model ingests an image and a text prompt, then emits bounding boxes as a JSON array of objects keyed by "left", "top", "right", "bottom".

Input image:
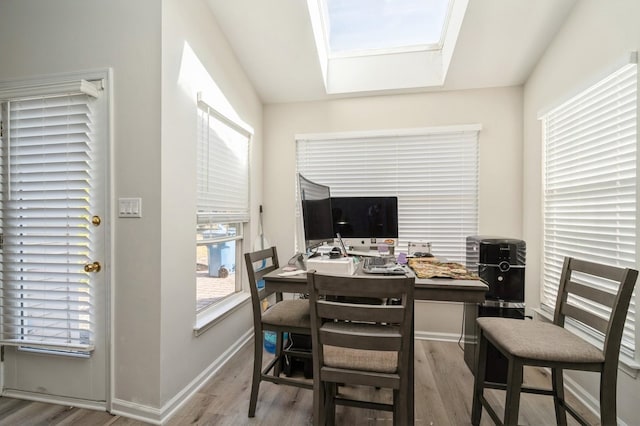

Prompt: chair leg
[
  {"left": 393, "top": 387, "right": 409, "bottom": 426},
  {"left": 552, "top": 368, "right": 567, "bottom": 426},
  {"left": 248, "top": 333, "right": 264, "bottom": 417},
  {"left": 325, "top": 382, "right": 337, "bottom": 426},
  {"left": 503, "top": 359, "right": 523, "bottom": 426},
  {"left": 393, "top": 388, "right": 399, "bottom": 426},
  {"left": 471, "top": 330, "right": 489, "bottom": 426},
  {"left": 274, "top": 331, "right": 283, "bottom": 376},
  {"left": 600, "top": 367, "right": 618, "bottom": 426},
  {"left": 313, "top": 377, "right": 325, "bottom": 426}
]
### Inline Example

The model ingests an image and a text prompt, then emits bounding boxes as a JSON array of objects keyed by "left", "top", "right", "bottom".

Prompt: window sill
[
  {"left": 533, "top": 308, "right": 640, "bottom": 378},
  {"left": 193, "top": 292, "right": 251, "bottom": 337}
]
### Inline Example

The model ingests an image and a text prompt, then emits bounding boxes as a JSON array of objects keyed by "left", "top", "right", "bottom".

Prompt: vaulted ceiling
[{"left": 205, "top": 0, "right": 577, "bottom": 104}]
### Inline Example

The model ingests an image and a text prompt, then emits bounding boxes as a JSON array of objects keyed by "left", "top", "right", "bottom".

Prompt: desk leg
[
  {"left": 274, "top": 292, "right": 284, "bottom": 376},
  {"left": 463, "top": 302, "right": 479, "bottom": 374},
  {"left": 408, "top": 312, "right": 415, "bottom": 425}
]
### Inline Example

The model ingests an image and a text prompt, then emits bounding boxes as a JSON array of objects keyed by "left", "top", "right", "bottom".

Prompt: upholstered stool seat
[
  {"left": 322, "top": 322, "right": 399, "bottom": 373},
  {"left": 477, "top": 317, "right": 604, "bottom": 364},
  {"left": 324, "top": 345, "right": 398, "bottom": 374},
  {"left": 262, "top": 299, "right": 310, "bottom": 328}
]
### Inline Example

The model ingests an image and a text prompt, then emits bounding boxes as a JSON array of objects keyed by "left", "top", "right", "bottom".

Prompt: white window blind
[
  {"left": 197, "top": 100, "right": 250, "bottom": 224},
  {"left": 541, "top": 61, "right": 637, "bottom": 358},
  {"left": 296, "top": 126, "right": 480, "bottom": 262},
  {"left": 0, "top": 82, "right": 100, "bottom": 351}
]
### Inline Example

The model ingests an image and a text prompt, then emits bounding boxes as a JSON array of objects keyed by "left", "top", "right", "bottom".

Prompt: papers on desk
[
  {"left": 277, "top": 269, "right": 307, "bottom": 277},
  {"left": 407, "top": 259, "right": 478, "bottom": 280}
]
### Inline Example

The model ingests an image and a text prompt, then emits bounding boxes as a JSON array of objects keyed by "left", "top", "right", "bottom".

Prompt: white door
[{"left": 0, "top": 74, "right": 109, "bottom": 406}]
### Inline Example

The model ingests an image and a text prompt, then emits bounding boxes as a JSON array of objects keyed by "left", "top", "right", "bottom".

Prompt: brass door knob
[{"left": 84, "top": 261, "right": 102, "bottom": 273}]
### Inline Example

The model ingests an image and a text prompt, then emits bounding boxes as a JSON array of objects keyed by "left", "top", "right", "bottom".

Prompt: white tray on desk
[{"left": 306, "top": 256, "right": 356, "bottom": 275}]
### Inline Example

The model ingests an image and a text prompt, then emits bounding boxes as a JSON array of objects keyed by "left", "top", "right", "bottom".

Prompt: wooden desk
[
  {"left": 263, "top": 267, "right": 488, "bottom": 303},
  {"left": 263, "top": 266, "right": 488, "bottom": 424}
]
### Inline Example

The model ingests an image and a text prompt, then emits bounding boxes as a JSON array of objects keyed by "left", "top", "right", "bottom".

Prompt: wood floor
[{"left": 0, "top": 340, "right": 599, "bottom": 425}]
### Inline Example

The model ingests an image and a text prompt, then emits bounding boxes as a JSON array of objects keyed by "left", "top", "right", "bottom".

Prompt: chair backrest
[
  {"left": 307, "top": 271, "right": 415, "bottom": 385},
  {"left": 554, "top": 257, "right": 638, "bottom": 363},
  {"left": 244, "top": 247, "right": 280, "bottom": 329}
]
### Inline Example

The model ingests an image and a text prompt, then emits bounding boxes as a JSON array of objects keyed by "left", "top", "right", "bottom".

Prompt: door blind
[
  {"left": 296, "top": 126, "right": 480, "bottom": 262},
  {"left": 0, "top": 86, "right": 99, "bottom": 351},
  {"left": 541, "top": 61, "right": 637, "bottom": 358}
]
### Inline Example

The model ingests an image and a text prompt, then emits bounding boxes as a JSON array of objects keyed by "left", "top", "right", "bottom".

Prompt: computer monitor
[
  {"left": 331, "top": 196, "right": 399, "bottom": 250},
  {"left": 298, "top": 174, "right": 334, "bottom": 251}
]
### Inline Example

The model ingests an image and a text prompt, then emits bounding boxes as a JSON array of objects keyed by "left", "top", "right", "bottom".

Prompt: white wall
[
  {"left": 523, "top": 1, "right": 640, "bottom": 423},
  {"left": 159, "top": 0, "right": 262, "bottom": 410},
  {"left": 263, "top": 87, "right": 523, "bottom": 333}
]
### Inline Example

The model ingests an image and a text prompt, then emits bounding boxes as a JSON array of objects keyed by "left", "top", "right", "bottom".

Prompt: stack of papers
[{"left": 277, "top": 269, "right": 307, "bottom": 277}]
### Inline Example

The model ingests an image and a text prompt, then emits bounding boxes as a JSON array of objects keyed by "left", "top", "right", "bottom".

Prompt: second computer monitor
[{"left": 298, "top": 174, "right": 334, "bottom": 250}]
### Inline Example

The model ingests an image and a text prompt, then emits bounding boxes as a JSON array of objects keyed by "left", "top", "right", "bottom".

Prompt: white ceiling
[{"left": 205, "top": 0, "right": 577, "bottom": 104}]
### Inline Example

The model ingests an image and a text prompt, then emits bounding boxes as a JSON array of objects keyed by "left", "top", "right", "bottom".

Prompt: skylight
[
  {"left": 323, "top": 0, "right": 450, "bottom": 54},
  {"left": 307, "top": 0, "right": 468, "bottom": 94}
]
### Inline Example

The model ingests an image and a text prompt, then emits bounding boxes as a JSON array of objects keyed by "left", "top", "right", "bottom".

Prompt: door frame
[{"left": 0, "top": 68, "right": 113, "bottom": 410}]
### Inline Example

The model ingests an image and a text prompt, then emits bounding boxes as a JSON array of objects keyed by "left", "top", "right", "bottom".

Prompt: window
[
  {"left": 296, "top": 125, "right": 480, "bottom": 262},
  {"left": 0, "top": 79, "right": 104, "bottom": 352},
  {"left": 541, "top": 58, "right": 638, "bottom": 361},
  {"left": 322, "top": 0, "right": 450, "bottom": 54},
  {"left": 196, "top": 96, "right": 250, "bottom": 313}
]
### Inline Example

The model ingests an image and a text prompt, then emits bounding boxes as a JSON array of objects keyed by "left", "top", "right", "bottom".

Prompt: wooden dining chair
[
  {"left": 244, "top": 247, "right": 313, "bottom": 417},
  {"left": 307, "top": 271, "right": 415, "bottom": 426},
  {"left": 471, "top": 257, "right": 638, "bottom": 426}
]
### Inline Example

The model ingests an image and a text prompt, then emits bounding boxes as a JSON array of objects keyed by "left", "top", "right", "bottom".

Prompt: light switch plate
[{"left": 119, "top": 197, "right": 142, "bottom": 218}]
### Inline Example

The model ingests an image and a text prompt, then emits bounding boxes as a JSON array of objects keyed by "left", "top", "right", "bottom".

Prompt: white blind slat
[
  {"left": 541, "top": 62, "right": 637, "bottom": 358},
  {"left": 197, "top": 106, "right": 249, "bottom": 222}
]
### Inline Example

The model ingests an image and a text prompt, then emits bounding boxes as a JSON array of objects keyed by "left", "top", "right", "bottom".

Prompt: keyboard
[
  {"left": 362, "top": 256, "right": 407, "bottom": 275},
  {"left": 363, "top": 256, "right": 395, "bottom": 268}
]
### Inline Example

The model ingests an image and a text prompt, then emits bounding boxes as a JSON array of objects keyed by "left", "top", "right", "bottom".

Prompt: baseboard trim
[
  {"left": 414, "top": 330, "right": 462, "bottom": 343},
  {"left": 109, "top": 399, "right": 163, "bottom": 424},
  {"left": 0, "top": 389, "right": 106, "bottom": 412},
  {"left": 110, "top": 329, "right": 253, "bottom": 425}
]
